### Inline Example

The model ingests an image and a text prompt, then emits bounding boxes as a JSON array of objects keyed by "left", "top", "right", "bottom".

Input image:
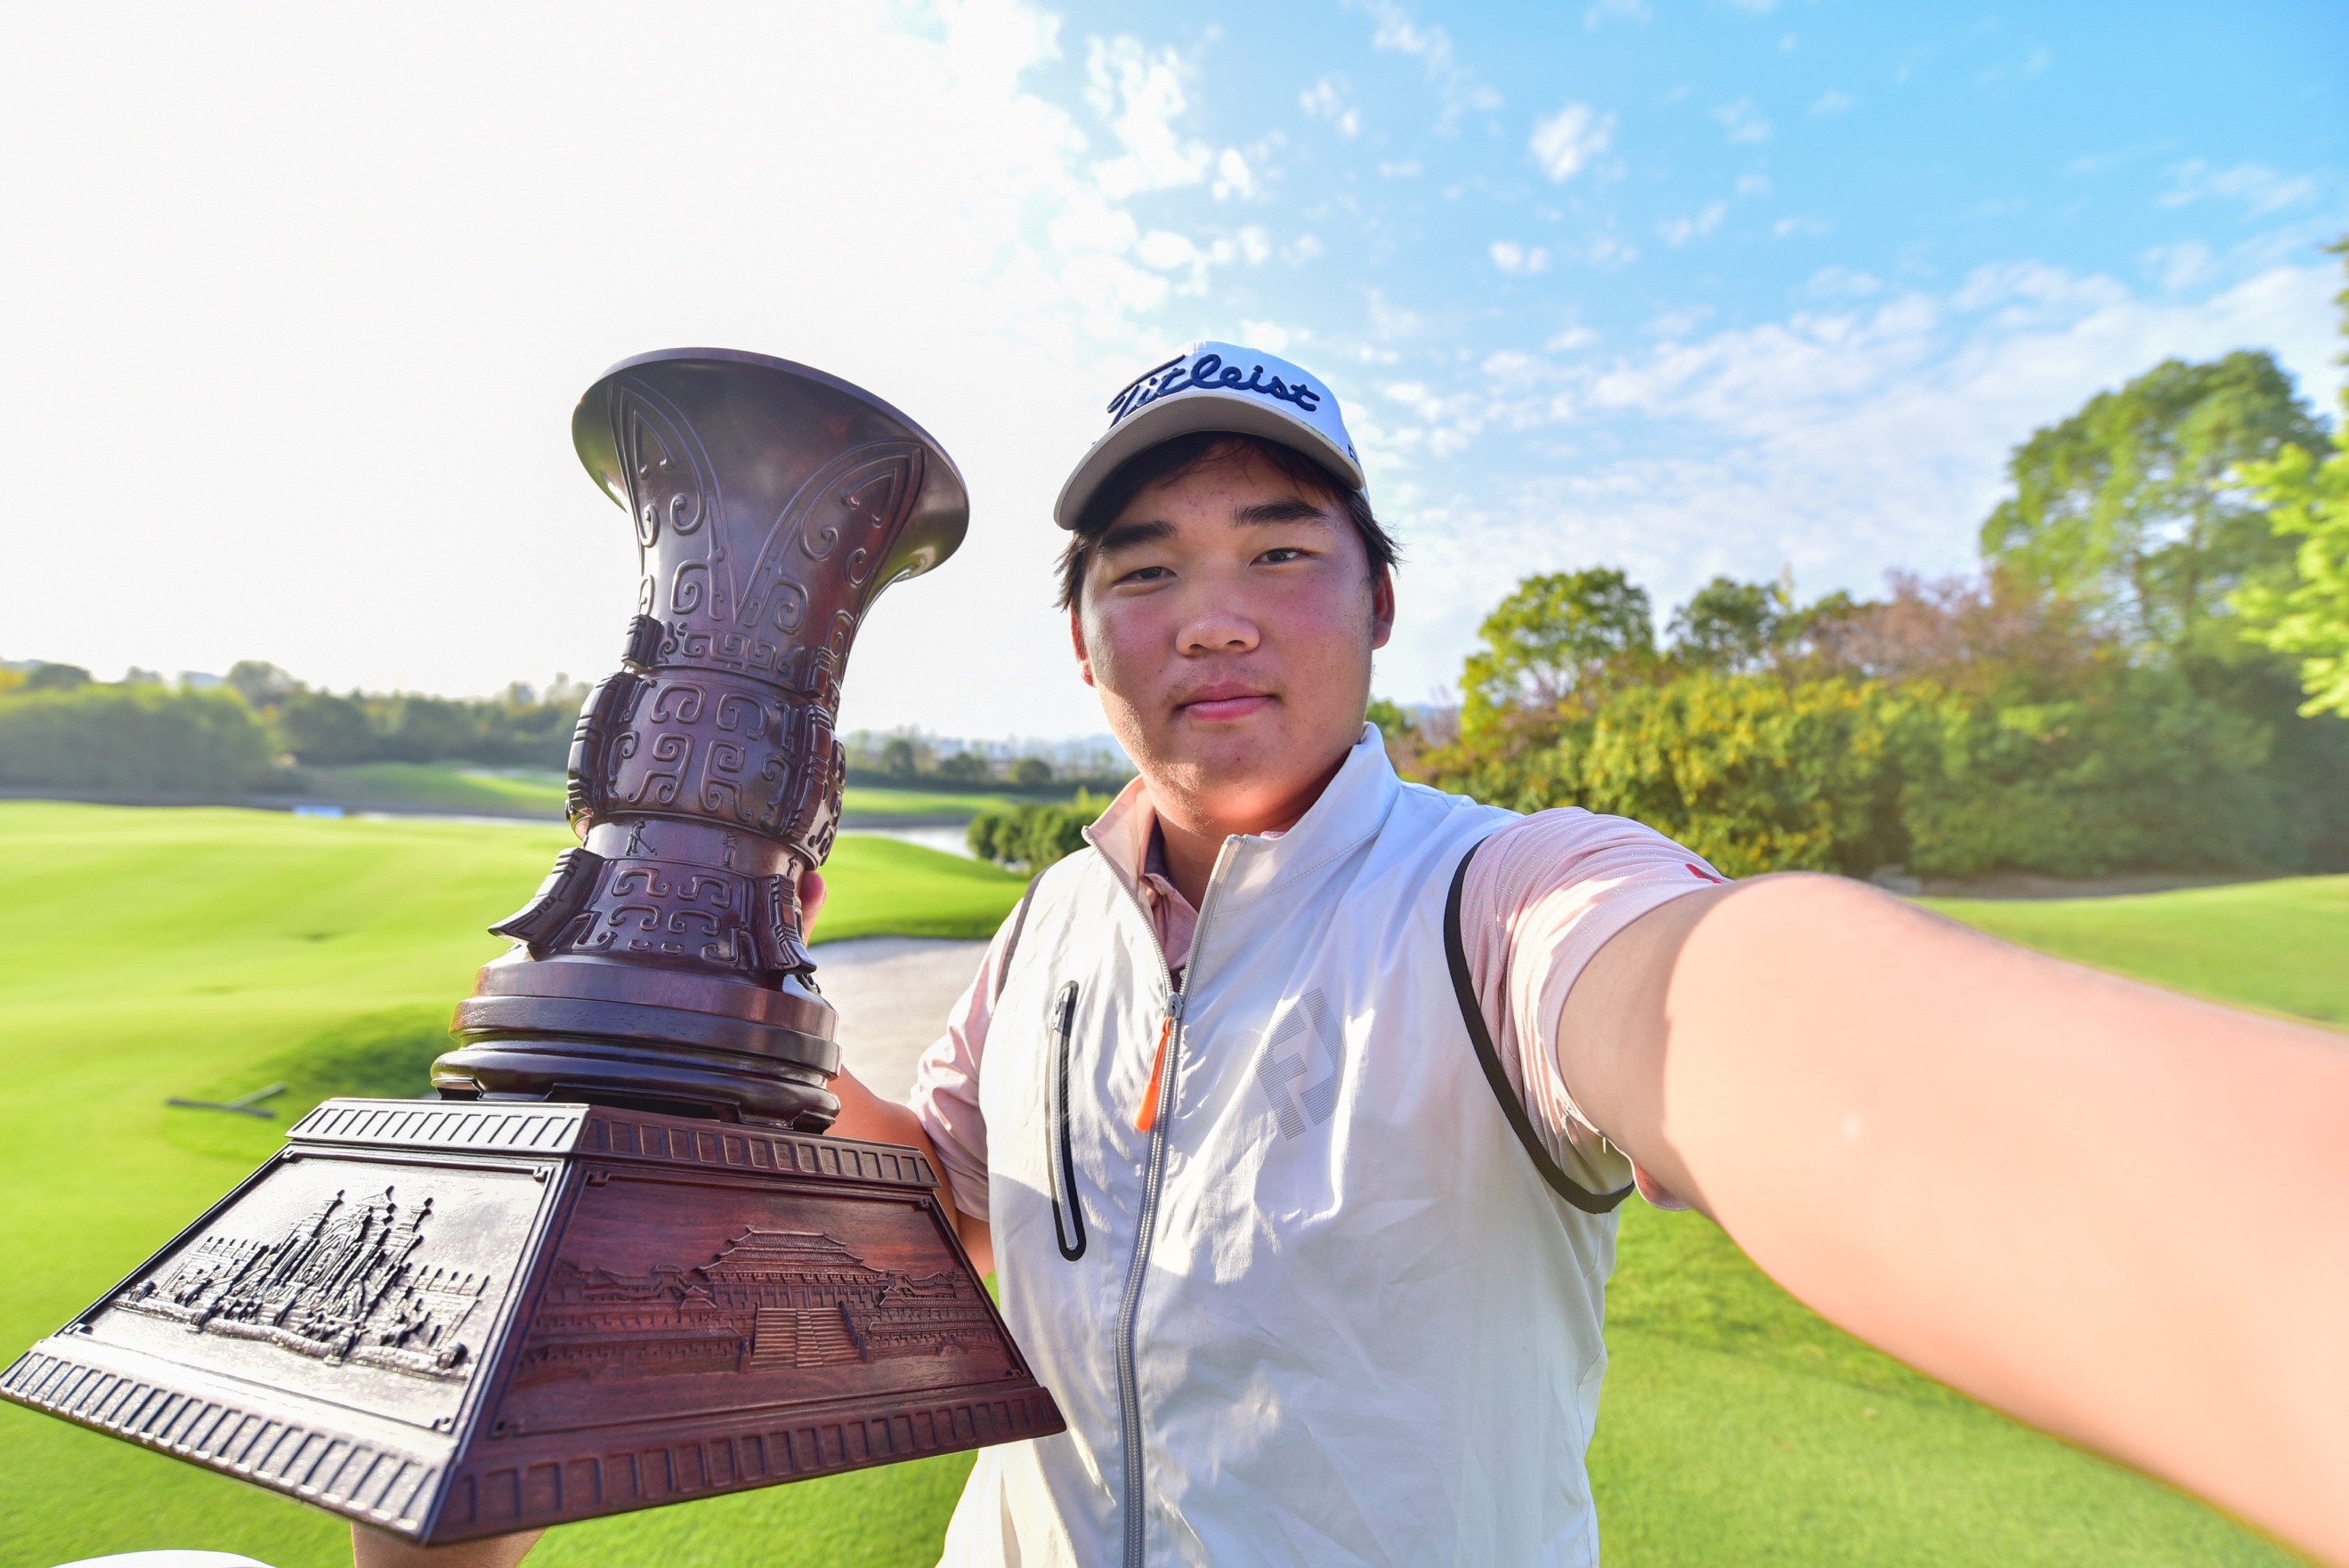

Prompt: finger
[{"left": 800, "top": 868, "right": 828, "bottom": 936}]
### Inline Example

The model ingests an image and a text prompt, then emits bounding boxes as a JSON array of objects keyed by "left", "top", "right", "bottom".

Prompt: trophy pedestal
[{"left": 3, "top": 1099, "right": 1058, "bottom": 1545}]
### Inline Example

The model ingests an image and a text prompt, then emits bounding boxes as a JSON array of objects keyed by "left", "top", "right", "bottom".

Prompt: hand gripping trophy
[{"left": 0, "top": 351, "right": 1064, "bottom": 1544}]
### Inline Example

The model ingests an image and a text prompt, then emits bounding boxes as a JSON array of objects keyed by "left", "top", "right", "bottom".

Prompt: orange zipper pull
[{"left": 1135, "top": 996, "right": 1185, "bottom": 1133}]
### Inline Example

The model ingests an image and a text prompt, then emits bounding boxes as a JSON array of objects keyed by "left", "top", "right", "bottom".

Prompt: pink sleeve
[
  {"left": 1454, "top": 809, "right": 1726, "bottom": 1197},
  {"left": 907, "top": 906, "right": 1024, "bottom": 1223}
]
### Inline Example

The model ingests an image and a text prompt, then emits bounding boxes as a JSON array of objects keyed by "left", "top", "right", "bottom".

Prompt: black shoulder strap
[
  {"left": 1444, "top": 837, "right": 1634, "bottom": 1216},
  {"left": 992, "top": 872, "right": 1045, "bottom": 1006}
]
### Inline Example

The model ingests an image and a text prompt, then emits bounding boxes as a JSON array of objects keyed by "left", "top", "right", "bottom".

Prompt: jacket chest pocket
[{"left": 1043, "top": 981, "right": 1087, "bottom": 1262}]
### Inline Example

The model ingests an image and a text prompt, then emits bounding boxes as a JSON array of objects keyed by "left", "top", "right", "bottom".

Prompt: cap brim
[{"left": 1053, "top": 391, "right": 1366, "bottom": 529}]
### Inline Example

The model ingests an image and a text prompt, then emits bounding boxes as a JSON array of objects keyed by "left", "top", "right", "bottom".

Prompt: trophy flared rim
[
  {"left": 588, "top": 345, "right": 960, "bottom": 472},
  {"left": 576, "top": 346, "right": 969, "bottom": 584}
]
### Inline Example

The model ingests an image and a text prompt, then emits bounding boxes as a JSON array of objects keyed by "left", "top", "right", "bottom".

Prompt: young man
[
  {"left": 369, "top": 344, "right": 2348, "bottom": 1567},
  {"left": 834, "top": 342, "right": 2348, "bottom": 1566}
]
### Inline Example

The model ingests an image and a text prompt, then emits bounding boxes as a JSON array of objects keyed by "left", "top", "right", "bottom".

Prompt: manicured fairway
[
  {"left": 0, "top": 804, "right": 2321, "bottom": 1566},
  {"left": 1922, "top": 876, "right": 2349, "bottom": 1026}
]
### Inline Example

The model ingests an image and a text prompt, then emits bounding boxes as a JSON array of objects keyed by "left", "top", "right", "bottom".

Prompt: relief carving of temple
[
  {"left": 513, "top": 1229, "right": 998, "bottom": 1386},
  {"left": 117, "top": 1187, "right": 486, "bottom": 1380}
]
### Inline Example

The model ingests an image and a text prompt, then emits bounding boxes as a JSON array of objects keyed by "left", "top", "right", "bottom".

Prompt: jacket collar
[{"left": 1083, "top": 724, "right": 1400, "bottom": 913}]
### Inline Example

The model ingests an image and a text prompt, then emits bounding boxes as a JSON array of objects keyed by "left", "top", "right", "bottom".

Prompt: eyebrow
[
  {"left": 1096, "top": 517, "right": 1176, "bottom": 556},
  {"left": 1232, "top": 497, "right": 1333, "bottom": 527},
  {"left": 1096, "top": 497, "right": 1334, "bottom": 558}
]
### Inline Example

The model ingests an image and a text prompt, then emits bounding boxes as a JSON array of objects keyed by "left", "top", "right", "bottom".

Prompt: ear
[
  {"left": 1369, "top": 565, "right": 1397, "bottom": 652},
  {"left": 1070, "top": 603, "right": 1097, "bottom": 689}
]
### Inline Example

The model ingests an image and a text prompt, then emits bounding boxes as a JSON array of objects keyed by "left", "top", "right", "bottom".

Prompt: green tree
[
  {"left": 1461, "top": 568, "right": 1654, "bottom": 732},
  {"left": 277, "top": 689, "right": 374, "bottom": 765},
  {"left": 967, "top": 794, "right": 1109, "bottom": 871},
  {"left": 936, "top": 750, "right": 992, "bottom": 783},
  {"left": 24, "top": 662, "right": 93, "bottom": 692},
  {"left": 0, "top": 684, "right": 275, "bottom": 793},
  {"left": 226, "top": 659, "right": 300, "bottom": 711},
  {"left": 879, "top": 737, "right": 918, "bottom": 779},
  {"left": 1011, "top": 756, "right": 1055, "bottom": 788},
  {"left": 1980, "top": 350, "right": 2329, "bottom": 664},
  {"left": 1668, "top": 576, "right": 1792, "bottom": 674},
  {"left": 2234, "top": 239, "right": 2349, "bottom": 717},
  {"left": 1365, "top": 697, "right": 1414, "bottom": 740}
]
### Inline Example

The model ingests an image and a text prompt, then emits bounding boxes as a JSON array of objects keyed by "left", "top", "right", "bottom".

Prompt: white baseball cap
[{"left": 1053, "top": 341, "right": 1365, "bottom": 529}]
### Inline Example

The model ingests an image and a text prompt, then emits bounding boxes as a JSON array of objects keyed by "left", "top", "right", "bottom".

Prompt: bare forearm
[{"left": 1567, "top": 873, "right": 2349, "bottom": 1563}]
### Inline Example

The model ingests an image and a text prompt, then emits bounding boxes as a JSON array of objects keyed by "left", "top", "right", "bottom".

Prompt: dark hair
[{"left": 1056, "top": 432, "right": 1399, "bottom": 610}]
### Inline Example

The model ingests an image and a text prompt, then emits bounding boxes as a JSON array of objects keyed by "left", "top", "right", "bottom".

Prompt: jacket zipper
[{"left": 1111, "top": 838, "right": 1236, "bottom": 1568}]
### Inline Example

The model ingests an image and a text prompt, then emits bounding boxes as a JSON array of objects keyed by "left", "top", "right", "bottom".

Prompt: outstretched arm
[{"left": 1564, "top": 873, "right": 2349, "bottom": 1564}]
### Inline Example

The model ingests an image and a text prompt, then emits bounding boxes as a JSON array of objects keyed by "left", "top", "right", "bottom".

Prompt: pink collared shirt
[{"left": 910, "top": 778, "right": 1719, "bottom": 1220}]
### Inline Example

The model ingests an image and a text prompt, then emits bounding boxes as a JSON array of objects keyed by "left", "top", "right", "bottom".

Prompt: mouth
[{"left": 1174, "top": 683, "right": 1276, "bottom": 723}]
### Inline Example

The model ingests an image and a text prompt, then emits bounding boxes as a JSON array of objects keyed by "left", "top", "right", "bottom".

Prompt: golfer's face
[{"left": 1073, "top": 446, "right": 1392, "bottom": 820}]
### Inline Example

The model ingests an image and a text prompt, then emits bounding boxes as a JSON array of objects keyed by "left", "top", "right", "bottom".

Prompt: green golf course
[{"left": 0, "top": 802, "right": 2329, "bottom": 1566}]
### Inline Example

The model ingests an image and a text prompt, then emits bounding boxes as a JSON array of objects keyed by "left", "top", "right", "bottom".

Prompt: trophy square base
[{"left": 2, "top": 1098, "right": 1061, "bottom": 1544}]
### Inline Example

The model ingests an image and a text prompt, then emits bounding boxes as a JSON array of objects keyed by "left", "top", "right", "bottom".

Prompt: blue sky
[{"left": 2, "top": 0, "right": 2341, "bottom": 736}]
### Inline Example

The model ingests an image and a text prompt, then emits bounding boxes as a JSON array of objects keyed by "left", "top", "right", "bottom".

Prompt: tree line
[
  {"left": 0, "top": 661, "right": 588, "bottom": 795},
  {"left": 1395, "top": 278, "right": 2349, "bottom": 882}
]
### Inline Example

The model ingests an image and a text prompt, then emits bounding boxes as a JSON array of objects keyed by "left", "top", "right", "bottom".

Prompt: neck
[{"left": 1144, "top": 749, "right": 1349, "bottom": 909}]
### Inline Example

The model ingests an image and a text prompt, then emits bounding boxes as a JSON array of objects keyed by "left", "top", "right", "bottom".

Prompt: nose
[{"left": 1177, "top": 596, "right": 1260, "bottom": 657}]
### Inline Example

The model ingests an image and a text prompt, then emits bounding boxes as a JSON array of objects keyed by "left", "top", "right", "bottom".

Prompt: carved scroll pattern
[
  {"left": 612, "top": 384, "right": 724, "bottom": 626},
  {"left": 601, "top": 673, "right": 813, "bottom": 840},
  {"left": 553, "top": 853, "right": 806, "bottom": 976}
]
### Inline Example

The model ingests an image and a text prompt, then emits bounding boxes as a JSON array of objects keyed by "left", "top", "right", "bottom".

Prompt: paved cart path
[{"left": 807, "top": 936, "right": 990, "bottom": 1104}]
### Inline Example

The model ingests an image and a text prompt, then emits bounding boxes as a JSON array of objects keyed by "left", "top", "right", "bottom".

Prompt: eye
[
  {"left": 1258, "top": 546, "right": 1307, "bottom": 565},
  {"left": 1118, "top": 563, "right": 1175, "bottom": 586}
]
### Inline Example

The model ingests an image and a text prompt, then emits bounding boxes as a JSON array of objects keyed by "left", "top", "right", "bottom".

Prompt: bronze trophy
[{"left": 1, "top": 350, "right": 1063, "bottom": 1544}]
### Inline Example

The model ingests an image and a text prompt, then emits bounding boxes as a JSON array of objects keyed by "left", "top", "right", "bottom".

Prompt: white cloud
[
  {"left": 1583, "top": 0, "right": 1651, "bottom": 28},
  {"left": 1367, "top": 3, "right": 1503, "bottom": 125},
  {"left": 1360, "top": 261, "right": 2346, "bottom": 706},
  {"left": 1713, "top": 97, "right": 1773, "bottom": 145},
  {"left": 2144, "top": 240, "right": 2216, "bottom": 293},
  {"left": 1545, "top": 326, "right": 1599, "bottom": 351},
  {"left": 1805, "top": 266, "right": 1883, "bottom": 298},
  {"left": 1658, "top": 201, "right": 1727, "bottom": 247},
  {"left": 1530, "top": 102, "right": 1616, "bottom": 182},
  {"left": 1643, "top": 305, "right": 1717, "bottom": 340},
  {"left": 1378, "top": 159, "right": 1422, "bottom": 178},
  {"left": 1085, "top": 35, "right": 1212, "bottom": 198},
  {"left": 1367, "top": 288, "right": 1425, "bottom": 341},
  {"left": 1300, "top": 77, "right": 1362, "bottom": 138},
  {"left": 1774, "top": 214, "right": 1830, "bottom": 238},
  {"left": 1490, "top": 240, "right": 1554, "bottom": 275},
  {"left": 1213, "top": 147, "right": 1260, "bottom": 200},
  {"left": 2159, "top": 159, "right": 2320, "bottom": 216},
  {"left": 1808, "top": 89, "right": 1855, "bottom": 117},
  {"left": 1135, "top": 230, "right": 1203, "bottom": 271},
  {"left": 1240, "top": 319, "right": 1308, "bottom": 353},
  {"left": 1736, "top": 174, "right": 1773, "bottom": 198},
  {"left": 1584, "top": 232, "right": 1641, "bottom": 269},
  {"left": 1725, "top": 0, "right": 1778, "bottom": 11},
  {"left": 1283, "top": 233, "right": 1327, "bottom": 265}
]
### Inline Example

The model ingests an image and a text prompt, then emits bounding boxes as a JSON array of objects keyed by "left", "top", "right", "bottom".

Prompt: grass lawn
[
  {"left": 0, "top": 804, "right": 2318, "bottom": 1566},
  {"left": 296, "top": 763, "right": 569, "bottom": 816},
  {"left": 291, "top": 763, "right": 1070, "bottom": 825},
  {"left": 1921, "top": 876, "right": 2349, "bottom": 1027}
]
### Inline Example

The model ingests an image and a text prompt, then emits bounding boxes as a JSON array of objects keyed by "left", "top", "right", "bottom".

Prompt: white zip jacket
[{"left": 927, "top": 731, "right": 1706, "bottom": 1566}]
